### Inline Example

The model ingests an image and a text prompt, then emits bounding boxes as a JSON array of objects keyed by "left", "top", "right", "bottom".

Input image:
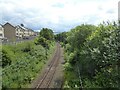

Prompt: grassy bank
[{"left": 2, "top": 41, "right": 55, "bottom": 88}]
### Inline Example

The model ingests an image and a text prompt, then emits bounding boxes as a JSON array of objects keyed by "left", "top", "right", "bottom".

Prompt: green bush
[
  {"left": 2, "top": 48, "right": 11, "bottom": 68},
  {"left": 34, "top": 36, "right": 49, "bottom": 49},
  {"left": 63, "top": 22, "right": 119, "bottom": 88},
  {"left": 20, "top": 42, "right": 34, "bottom": 52},
  {"left": 2, "top": 41, "right": 55, "bottom": 88}
]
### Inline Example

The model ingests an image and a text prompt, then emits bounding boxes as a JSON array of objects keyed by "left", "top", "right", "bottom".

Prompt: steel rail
[{"left": 35, "top": 43, "right": 60, "bottom": 89}]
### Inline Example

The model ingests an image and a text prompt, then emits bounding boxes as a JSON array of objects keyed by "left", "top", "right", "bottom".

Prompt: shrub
[
  {"left": 21, "top": 42, "right": 34, "bottom": 52},
  {"left": 2, "top": 48, "right": 11, "bottom": 68}
]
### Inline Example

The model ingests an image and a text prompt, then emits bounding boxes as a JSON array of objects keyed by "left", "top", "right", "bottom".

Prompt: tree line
[{"left": 55, "top": 21, "right": 120, "bottom": 88}]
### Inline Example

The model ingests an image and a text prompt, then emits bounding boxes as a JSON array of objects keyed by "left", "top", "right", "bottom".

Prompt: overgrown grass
[{"left": 2, "top": 41, "right": 55, "bottom": 88}]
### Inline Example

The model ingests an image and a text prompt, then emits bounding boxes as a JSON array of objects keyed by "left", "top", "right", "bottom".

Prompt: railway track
[{"left": 35, "top": 43, "right": 61, "bottom": 89}]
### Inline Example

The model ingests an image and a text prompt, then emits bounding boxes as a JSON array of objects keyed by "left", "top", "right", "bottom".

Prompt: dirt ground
[{"left": 49, "top": 47, "right": 65, "bottom": 88}]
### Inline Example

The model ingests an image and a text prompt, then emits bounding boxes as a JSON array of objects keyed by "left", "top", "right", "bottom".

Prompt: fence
[{"left": 1, "top": 36, "right": 37, "bottom": 45}]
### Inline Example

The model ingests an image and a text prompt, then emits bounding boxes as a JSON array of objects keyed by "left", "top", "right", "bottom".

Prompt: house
[
  {"left": 15, "top": 25, "right": 23, "bottom": 39},
  {"left": 0, "top": 24, "right": 4, "bottom": 40},
  {"left": 34, "top": 31, "right": 39, "bottom": 36},
  {"left": 15, "top": 25, "right": 30, "bottom": 39},
  {"left": 22, "top": 27, "right": 29, "bottom": 39},
  {"left": 2, "top": 22, "right": 37, "bottom": 41},
  {"left": 3, "top": 22, "right": 16, "bottom": 41},
  {"left": 28, "top": 29, "right": 34, "bottom": 36},
  {"left": 32, "top": 30, "right": 35, "bottom": 36},
  {"left": 15, "top": 25, "right": 24, "bottom": 39}
]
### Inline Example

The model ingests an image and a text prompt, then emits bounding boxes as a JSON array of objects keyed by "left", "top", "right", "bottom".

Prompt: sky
[{"left": 0, "top": 0, "right": 119, "bottom": 32}]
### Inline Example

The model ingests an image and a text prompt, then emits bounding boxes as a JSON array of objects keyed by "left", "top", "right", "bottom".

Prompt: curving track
[{"left": 35, "top": 42, "right": 61, "bottom": 89}]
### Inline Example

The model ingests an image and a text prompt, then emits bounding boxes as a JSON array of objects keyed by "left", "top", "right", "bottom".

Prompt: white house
[
  {"left": 0, "top": 24, "right": 4, "bottom": 40},
  {"left": 15, "top": 25, "right": 24, "bottom": 39}
]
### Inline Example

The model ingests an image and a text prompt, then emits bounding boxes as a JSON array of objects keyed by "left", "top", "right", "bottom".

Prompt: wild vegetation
[
  {"left": 2, "top": 21, "right": 120, "bottom": 89},
  {"left": 56, "top": 21, "right": 119, "bottom": 88},
  {"left": 2, "top": 28, "right": 55, "bottom": 88}
]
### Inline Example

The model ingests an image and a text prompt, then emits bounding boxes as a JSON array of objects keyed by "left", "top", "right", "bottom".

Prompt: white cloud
[{"left": 0, "top": 0, "right": 119, "bottom": 32}]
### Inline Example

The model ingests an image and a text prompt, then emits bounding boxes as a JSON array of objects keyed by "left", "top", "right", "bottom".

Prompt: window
[
  {"left": 0, "top": 28, "right": 3, "bottom": 31},
  {"left": 0, "top": 34, "right": 3, "bottom": 36}
]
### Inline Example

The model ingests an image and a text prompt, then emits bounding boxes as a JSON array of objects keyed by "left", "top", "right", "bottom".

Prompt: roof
[
  {"left": 16, "top": 25, "right": 28, "bottom": 31},
  {"left": 3, "top": 22, "right": 16, "bottom": 28},
  {"left": 0, "top": 24, "right": 3, "bottom": 28},
  {"left": 3, "top": 22, "right": 34, "bottom": 32},
  {"left": 0, "top": 24, "right": 3, "bottom": 27}
]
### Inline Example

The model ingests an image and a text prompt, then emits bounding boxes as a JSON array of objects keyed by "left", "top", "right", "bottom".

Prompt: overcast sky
[{"left": 0, "top": 0, "right": 119, "bottom": 32}]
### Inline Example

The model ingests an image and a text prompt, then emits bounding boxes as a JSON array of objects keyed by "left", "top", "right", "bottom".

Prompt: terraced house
[
  {"left": 3, "top": 22, "right": 16, "bottom": 41},
  {"left": 22, "top": 27, "right": 29, "bottom": 39},
  {"left": 15, "top": 25, "right": 24, "bottom": 39},
  {"left": 0, "top": 24, "right": 4, "bottom": 40},
  {"left": 28, "top": 29, "right": 35, "bottom": 36},
  {"left": 2, "top": 22, "right": 38, "bottom": 41},
  {"left": 16, "top": 25, "right": 32, "bottom": 39}
]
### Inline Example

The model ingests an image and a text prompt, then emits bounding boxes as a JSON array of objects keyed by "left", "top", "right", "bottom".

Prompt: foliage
[
  {"left": 2, "top": 41, "right": 55, "bottom": 88},
  {"left": 34, "top": 36, "right": 49, "bottom": 49},
  {"left": 55, "top": 32, "right": 67, "bottom": 44},
  {"left": 34, "top": 28, "right": 54, "bottom": 49},
  {"left": 39, "top": 28, "right": 54, "bottom": 40},
  {"left": 2, "top": 48, "right": 11, "bottom": 68},
  {"left": 63, "top": 22, "right": 119, "bottom": 88},
  {"left": 67, "top": 24, "right": 96, "bottom": 50},
  {"left": 20, "top": 41, "right": 34, "bottom": 52}
]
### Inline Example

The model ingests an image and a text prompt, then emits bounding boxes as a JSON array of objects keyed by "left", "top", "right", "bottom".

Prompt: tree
[
  {"left": 55, "top": 32, "right": 67, "bottom": 44},
  {"left": 20, "top": 24, "right": 24, "bottom": 27},
  {"left": 39, "top": 28, "right": 54, "bottom": 40},
  {"left": 64, "top": 22, "right": 119, "bottom": 88},
  {"left": 34, "top": 36, "right": 49, "bottom": 48},
  {"left": 67, "top": 24, "right": 96, "bottom": 50}
]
